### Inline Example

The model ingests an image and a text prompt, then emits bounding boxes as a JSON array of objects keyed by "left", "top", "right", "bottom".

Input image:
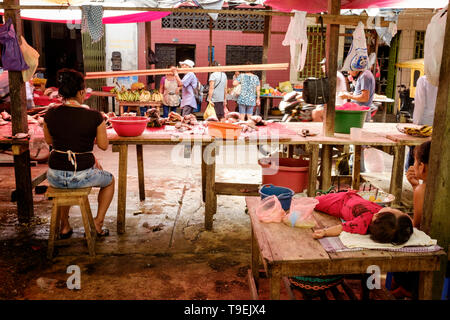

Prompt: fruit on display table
[{"left": 112, "top": 84, "right": 163, "bottom": 102}]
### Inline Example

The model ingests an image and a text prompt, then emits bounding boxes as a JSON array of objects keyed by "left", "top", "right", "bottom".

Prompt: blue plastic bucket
[{"left": 259, "top": 184, "right": 295, "bottom": 211}]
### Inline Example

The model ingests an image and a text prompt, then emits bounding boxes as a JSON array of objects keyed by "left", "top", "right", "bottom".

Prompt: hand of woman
[
  {"left": 406, "top": 166, "right": 419, "bottom": 188},
  {"left": 256, "top": 97, "right": 261, "bottom": 106},
  {"left": 170, "top": 67, "right": 178, "bottom": 76},
  {"left": 94, "top": 157, "right": 103, "bottom": 170},
  {"left": 312, "top": 229, "right": 326, "bottom": 239}
]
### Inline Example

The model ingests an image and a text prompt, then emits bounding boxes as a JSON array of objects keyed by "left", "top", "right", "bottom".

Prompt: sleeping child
[{"left": 312, "top": 190, "right": 413, "bottom": 245}]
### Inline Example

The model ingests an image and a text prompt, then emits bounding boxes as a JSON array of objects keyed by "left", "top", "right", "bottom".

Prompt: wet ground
[{"left": 0, "top": 143, "right": 413, "bottom": 300}]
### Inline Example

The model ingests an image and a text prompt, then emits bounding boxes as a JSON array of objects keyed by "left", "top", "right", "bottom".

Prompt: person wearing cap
[
  {"left": 339, "top": 66, "right": 375, "bottom": 108},
  {"left": 171, "top": 59, "right": 198, "bottom": 116},
  {"left": 207, "top": 61, "right": 228, "bottom": 121}
]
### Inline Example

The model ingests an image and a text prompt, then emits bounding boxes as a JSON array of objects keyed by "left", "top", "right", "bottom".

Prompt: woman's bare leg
[
  {"left": 94, "top": 177, "right": 115, "bottom": 233},
  {"left": 59, "top": 206, "right": 71, "bottom": 234}
]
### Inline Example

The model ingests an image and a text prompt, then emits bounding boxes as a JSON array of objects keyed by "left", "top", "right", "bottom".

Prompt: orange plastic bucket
[
  {"left": 258, "top": 158, "right": 309, "bottom": 193},
  {"left": 208, "top": 122, "right": 242, "bottom": 139}
]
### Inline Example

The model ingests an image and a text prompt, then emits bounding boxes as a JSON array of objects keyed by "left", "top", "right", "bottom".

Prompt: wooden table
[
  {"left": 373, "top": 96, "right": 395, "bottom": 123},
  {"left": 246, "top": 197, "right": 445, "bottom": 300},
  {"left": 118, "top": 101, "right": 162, "bottom": 116}
]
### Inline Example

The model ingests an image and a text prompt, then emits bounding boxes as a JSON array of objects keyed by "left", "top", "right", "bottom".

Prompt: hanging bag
[
  {"left": 19, "top": 36, "right": 40, "bottom": 82},
  {"left": 0, "top": 18, "right": 29, "bottom": 71},
  {"left": 302, "top": 16, "right": 329, "bottom": 105}
]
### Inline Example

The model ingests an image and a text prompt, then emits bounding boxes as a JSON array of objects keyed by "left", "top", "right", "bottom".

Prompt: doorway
[{"left": 154, "top": 44, "right": 196, "bottom": 89}]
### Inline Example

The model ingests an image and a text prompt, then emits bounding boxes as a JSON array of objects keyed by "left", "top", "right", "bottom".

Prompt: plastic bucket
[
  {"left": 259, "top": 184, "right": 295, "bottom": 211},
  {"left": 335, "top": 110, "right": 368, "bottom": 134},
  {"left": 258, "top": 158, "right": 309, "bottom": 193}
]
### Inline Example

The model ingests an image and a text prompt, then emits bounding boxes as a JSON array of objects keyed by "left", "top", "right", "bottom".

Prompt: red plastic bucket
[{"left": 258, "top": 158, "right": 309, "bottom": 193}]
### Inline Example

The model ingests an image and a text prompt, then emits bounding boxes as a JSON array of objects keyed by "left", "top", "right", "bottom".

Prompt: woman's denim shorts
[
  {"left": 47, "top": 167, "right": 113, "bottom": 189},
  {"left": 238, "top": 104, "right": 254, "bottom": 115}
]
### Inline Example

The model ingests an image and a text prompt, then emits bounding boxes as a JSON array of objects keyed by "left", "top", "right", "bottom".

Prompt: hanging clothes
[
  {"left": 81, "top": 5, "right": 104, "bottom": 43},
  {"left": 0, "top": 19, "right": 29, "bottom": 72},
  {"left": 282, "top": 11, "right": 308, "bottom": 72}
]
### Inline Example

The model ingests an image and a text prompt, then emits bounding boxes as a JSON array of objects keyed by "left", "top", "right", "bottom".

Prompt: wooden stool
[{"left": 46, "top": 187, "right": 97, "bottom": 258}]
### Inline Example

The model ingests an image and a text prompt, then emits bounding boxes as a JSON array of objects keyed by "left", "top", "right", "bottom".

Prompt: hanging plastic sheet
[
  {"left": 341, "top": 21, "right": 368, "bottom": 72},
  {"left": 0, "top": 19, "right": 29, "bottom": 71},
  {"left": 282, "top": 11, "right": 308, "bottom": 72}
]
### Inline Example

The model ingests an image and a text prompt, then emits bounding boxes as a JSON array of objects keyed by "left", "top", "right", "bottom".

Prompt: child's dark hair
[
  {"left": 415, "top": 140, "right": 431, "bottom": 165},
  {"left": 56, "top": 68, "right": 85, "bottom": 99},
  {"left": 368, "top": 211, "right": 413, "bottom": 245}
]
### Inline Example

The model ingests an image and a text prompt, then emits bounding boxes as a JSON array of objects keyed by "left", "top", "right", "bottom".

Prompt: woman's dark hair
[
  {"left": 56, "top": 68, "right": 85, "bottom": 99},
  {"left": 415, "top": 140, "right": 431, "bottom": 165},
  {"left": 368, "top": 211, "right": 413, "bottom": 245}
]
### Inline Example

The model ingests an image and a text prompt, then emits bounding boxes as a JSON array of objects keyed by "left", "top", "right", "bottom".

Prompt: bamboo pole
[
  {"left": 4, "top": 0, "right": 34, "bottom": 222},
  {"left": 85, "top": 63, "right": 289, "bottom": 80}
]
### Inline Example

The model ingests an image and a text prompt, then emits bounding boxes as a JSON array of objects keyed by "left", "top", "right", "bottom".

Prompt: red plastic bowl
[{"left": 109, "top": 116, "right": 148, "bottom": 137}]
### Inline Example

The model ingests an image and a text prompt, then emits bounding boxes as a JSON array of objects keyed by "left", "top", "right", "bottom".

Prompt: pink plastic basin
[
  {"left": 110, "top": 116, "right": 148, "bottom": 137},
  {"left": 258, "top": 158, "right": 309, "bottom": 193}
]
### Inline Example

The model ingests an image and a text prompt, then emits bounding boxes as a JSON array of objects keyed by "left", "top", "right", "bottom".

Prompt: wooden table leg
[
  {"left": 352, "top": 145, "right": 362, "bottom": 190},
  {"left": 418, "top": 271, "right": 434, "bottom": 300},
  {"left": 117, "top": 144, "right": 128, "bottom": 234},
  {"left": 251, "top": 224, "right": 260, "bottom": 287},
  {"left": 390, "top": 145, "right": 405, "bottom": 206},
  {"left": 204, "top": 143, "right": 216, "bottom": 230},
  {"left": 201, "top": 144, "right": 207, "bottom": 202},
  {"left": 307, "top": 144, "right": 319, "bottom": 197},
  {"left": 136, "top": 144, "right": 145, "bottom": 201},
  {"left": 382, "top": 102, "right": 387, "bottom": 123},
  {"left": 321, "top": 145, "right": 333, "bottom": 191},
  {"left": 269, "top": 266, "right": 282, "bottom": 300},
  {"left": 263, "top": 97, "right": 270, "bottom": 120}
]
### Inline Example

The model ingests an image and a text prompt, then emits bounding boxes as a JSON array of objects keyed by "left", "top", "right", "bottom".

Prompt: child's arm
[
  {"left": 412, "top": 184, "right": 425, "bottom": 228},
  {"left": 312, "top": 224, "right": 343, "bottom": 239}
]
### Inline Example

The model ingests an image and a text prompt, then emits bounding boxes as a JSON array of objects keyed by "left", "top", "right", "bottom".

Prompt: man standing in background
[{"left": 207, "top": 61, "right": 227, "bottom": 121}]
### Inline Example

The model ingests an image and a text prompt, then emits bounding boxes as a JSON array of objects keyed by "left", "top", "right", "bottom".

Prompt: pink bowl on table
[{"left": 109, "top": 116, "right": 148, "bottom": 137}]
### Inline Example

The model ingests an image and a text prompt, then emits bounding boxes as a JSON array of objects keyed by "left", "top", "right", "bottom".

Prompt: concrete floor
[{"left": 0, "top": 143, "right": 413, "bottom": 300}]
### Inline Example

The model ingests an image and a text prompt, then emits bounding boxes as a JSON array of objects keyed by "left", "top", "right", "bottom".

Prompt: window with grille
[
  {"left": 298, "top": 26, "right": 326, "bottom": 80},
  {"left": 414, "top": 31, "right": 425, "bottom": 59},
  {"left": 225, "top": 45, "right": 263, "bottom": 78},
  {"left": 161, "top": 9, "right": 265, "bottom": 31}
]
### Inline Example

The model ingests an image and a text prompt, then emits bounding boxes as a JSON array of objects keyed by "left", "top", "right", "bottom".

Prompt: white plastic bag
[
  {"left": 424, "top": 6, "right": 448, "bottom": 87},
  {"left": 282, "top": 10, "right": 308, "bottom": 72},
  {"left": 283, "top": 197, "right": 318, "bottom": 228},
  {"left": 19, "top": 36, "right": 40, "bottom": 82},
  {"left": 256, "top": 195, "right": 286, "bottom": 223},
  {"left": 342, "top": 22, "right": 368, "bottom": 72}
]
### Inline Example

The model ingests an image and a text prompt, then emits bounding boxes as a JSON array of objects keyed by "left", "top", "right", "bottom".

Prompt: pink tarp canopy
[
  {"left": 0, "top": 1, "right": 171, "bottom": 24},
  {"left": 264, "top": 0, "right": 448, "bottom": 12}
]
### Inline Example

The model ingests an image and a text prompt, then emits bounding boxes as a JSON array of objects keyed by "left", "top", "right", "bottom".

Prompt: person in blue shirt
[{"left": 232, "top": 61, "right": 261, "bottom": 121}]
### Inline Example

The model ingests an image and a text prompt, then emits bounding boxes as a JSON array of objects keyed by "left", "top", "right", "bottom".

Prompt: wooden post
[
  {"left": 137, "top": 23, "right": 147, "bottom": 85},
  {"left": 145, "top": 21, "right": 152, "bottom": 89},
  {"left": 31, "top": 21, "right": 44, "bottom": 67},
  {"left": 136, "top": 145, "right": 145, "bottom": 201},
  {"left": 5, "top": 0, "right": 34, "bottom": 222},
  {"left": 323, "top": 0, "right": 340, "bottom": 137},
  {"left": 421, "top": 8, "right": 450, "bottom": 300},
  {"left": 209, "top": 17, "right": 213, "bottom": 66},
  {"left": 261, "top": 8, "right": 272, "bottom": 85},
  {"left": 117, "top": 144, "right": 128, "bottom": 234}
]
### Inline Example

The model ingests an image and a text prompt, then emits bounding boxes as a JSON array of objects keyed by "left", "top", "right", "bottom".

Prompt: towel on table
[{"left": 340, "top": 228, "right": 437, "bottom": 249}]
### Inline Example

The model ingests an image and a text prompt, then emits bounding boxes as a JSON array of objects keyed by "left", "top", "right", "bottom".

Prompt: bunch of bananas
[
  {"left": 399, "top": 125, "right": 433, "bottom": 137},
  {"left": 151, "top": 91, "right": 163, "bottom": 102},
  {"left": 117, "top": 90, "right": 141, "bottom": 102},
  {"left": 139, "top": 90, "right": 152, "bottom": 102}
]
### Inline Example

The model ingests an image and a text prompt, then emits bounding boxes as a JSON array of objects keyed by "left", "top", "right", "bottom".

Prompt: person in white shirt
[
  {"left": 207, "top": 61, "right": 228, "bottom": 121},
  {"left": 405, "top": 75, "right": 438, "bottom": 169},
  {"left": 0, "top": 70, "right": 35, "bottom": 110}
]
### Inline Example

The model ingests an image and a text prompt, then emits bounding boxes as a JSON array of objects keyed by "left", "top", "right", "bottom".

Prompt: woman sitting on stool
[{"left": 43, "top": 68, "right": 115, "bottom": 238}]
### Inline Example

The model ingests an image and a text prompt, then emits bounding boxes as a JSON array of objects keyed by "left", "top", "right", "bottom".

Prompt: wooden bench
[{"left": 46, "top": 187, "right": 97, "bottom": 258}]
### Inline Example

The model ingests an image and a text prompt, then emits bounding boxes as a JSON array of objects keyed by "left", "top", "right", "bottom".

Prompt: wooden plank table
[
  {"left": 108, "top": 123, "right": 293, "bottom": 232},
  {"left": 118, "top": 101, "right": 162, "bottom": 116},
  {"left": 373, "top": 96, "right": 395, "bottom": 123},
  {"left": 246, "top": 197, "right": 445, "bottom": 300}
]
